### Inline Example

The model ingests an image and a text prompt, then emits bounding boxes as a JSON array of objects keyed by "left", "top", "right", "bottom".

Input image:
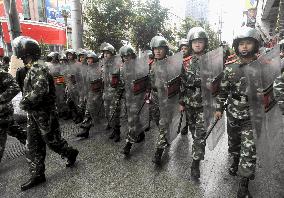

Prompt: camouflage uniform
[
  {"left": 1, "top": 63, "right": 9, "bottom": 72},
  {"left": 181, "top": 56, "right": 194, "bottom": 132},
  {"left": 147, "top": 60, "right": 165, "bottom": 148},
  {"left": 20, "top": 62, "right": 77, "bottom": 177},
  {"left": 102, "top": 57, "right": 124, "bottom": 129},
  {"left": 216, "top": 56, "right": 257, "bottom": 179},
  {"left": 180, "top": 55, "right": 206, "bottom": 160},
  {"left": 0, "top": 68, "right": 26, "bottom": 162},
  {"left": 64, "top": 49, "right": 84, "bottom": 122},
  {"left": 81, "top": 63, "right": 103, "bottom": 129},
  {"left": 48, "top": 62, "right": 68, "bottom": 116},
  {"left": 273, "top": 69, "right": 284, "bottom": 113}
]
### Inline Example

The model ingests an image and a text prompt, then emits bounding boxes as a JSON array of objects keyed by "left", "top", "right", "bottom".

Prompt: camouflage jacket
[
  {"left": 180, "top": 55, "right": 203, "bottom": 108},
  {"left": 21, "top": 62, "right": 56, "bottom": 111},
  {"left": 273, "top": 70, "right": 284, "bottom": 112},
  {"left": 0, "top": 68, "right": 20, "bottom": 118},
  {"left": 0, "top": 63, "right": 9, "bottom": 72},
  {"left": 102, "top": 57, "right": 124, "bottom": 102},
  {"left": 148, "top": 59, "right": 160, "bottom": 105},
  {"left": 216, "top": 56, "right": 257, "bottom": 119}
]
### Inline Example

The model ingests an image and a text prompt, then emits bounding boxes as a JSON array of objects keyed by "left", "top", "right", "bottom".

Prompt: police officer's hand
[
  {"left": 19, "top": 98, "right": 33, "bottom": 111},
  {"left": 215, "top": 111, "right": 223, "bottom": 120},
  {"left": 179, "top": 105, "right": 185, "bottom": 112}
]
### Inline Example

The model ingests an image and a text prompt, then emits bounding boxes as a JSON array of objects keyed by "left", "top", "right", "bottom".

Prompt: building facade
[
  {"left": 185, "top": 0, "right": 209, "bottom": 22},
  {"left": 0, "top": 0, "right": 72, "bottom": 55},
  {"left": 255, "top": 0, "right": 281, "bottom": 43}
]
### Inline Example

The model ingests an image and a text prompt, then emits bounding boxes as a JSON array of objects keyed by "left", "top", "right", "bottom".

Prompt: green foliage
[
  {"left": 83, "top": 0, "right": 175, "bottom": 52},
  {"left": 130, "top": 0, "right": 174, "bottom": 50},
  {"left": 83, "top": 0, "right": 134, "bottom": 51},
  {"left": 178, "top": 17, "right": 220, "bottom": 51}
]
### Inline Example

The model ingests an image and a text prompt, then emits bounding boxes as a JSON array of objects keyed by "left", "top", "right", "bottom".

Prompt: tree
[
  {"left": 177, "top": 17, "right": 220, "bottom": 51},
  {"left": 83, "top": 0, "right": 134, "bottom": 51},
  {"left": 130, "top": 0, "right": 174, "bottom": 50}
]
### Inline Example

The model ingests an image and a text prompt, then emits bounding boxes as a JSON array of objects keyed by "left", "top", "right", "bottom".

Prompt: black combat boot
[
  {"left": 229, "top": 156, "right": 239, "bottom": 176},
  {"left": 66, "top": 148, "right": 79, "bottom": 167},
  {"left": 152, "top": 148, "right": 164, "bottom": 165},
  {"left": 122, "top": 142, "right": 132, "bottom": 155},
  {"left": 181, "top": 125, "right": 189, "bottom": 135},
  {"left": 136, "top": 131, "right": 145, "bottom": 143},
  {"left": 113, "top": 127, "right": 121, "bottom": 142},
  {"left": 237, "top": 177, "right": 252, "bottom": 198},
  {"left": 76, "top": 127, "right": 90, "bottom": 138},
  {"left": 191, "top": 159, "right": 201, "bottom": 179},
  {"left": 21, "top": 175, "right": 46, "bottom": 191}
]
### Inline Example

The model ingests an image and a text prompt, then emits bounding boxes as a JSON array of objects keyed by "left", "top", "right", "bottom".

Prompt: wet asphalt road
[{"left": 0, "top": 94, "right": 283, "bottom": 198}]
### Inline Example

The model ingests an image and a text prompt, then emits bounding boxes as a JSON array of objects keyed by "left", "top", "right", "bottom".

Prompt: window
[{"left": 23, "top": 0, "right": 31, "bottom": 19}]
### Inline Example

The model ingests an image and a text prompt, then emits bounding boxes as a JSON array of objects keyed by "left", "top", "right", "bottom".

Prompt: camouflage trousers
[
  {"left": 81, "top": 94, "right": 103, "bottom": 129},
  {"left": 26, "top": 108, "right": 75, "bottom": 177},
  {"left": 65, "top": 87, "right": 85, "bottom": 116},
  {"left": 148, "top": 91, "right": 167, "bottom": 149},
  {"left": 104, "top": 98, "right": 121, "bottom": 128},
  {"left": 54, "top": 84, "right": 68, "bottom": 115},
  {"left": 0, "top": 115, "right": 27, "bottom": 162},
  {"left": 185, "top": 106, "right": 206, "bottom": 161},
  {"left": 227, "top": 112, "right": 256, "bottom": 178},
  {"left": 126, "top": 99, "right": 150, "bottom": 144}
]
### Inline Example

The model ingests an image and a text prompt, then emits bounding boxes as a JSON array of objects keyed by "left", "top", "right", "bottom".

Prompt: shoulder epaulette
[
  {"left": 148, "top": 59, "right": 154, "bottom": 65},
  {"left": 227, "top": 54, "right": 236, "bottom": 59},
  {"left": 225, "top": 59, "right": 238, "bottom": 65},
  {"left": 183, "top": 56, "right": 192, "bottom": 63}
]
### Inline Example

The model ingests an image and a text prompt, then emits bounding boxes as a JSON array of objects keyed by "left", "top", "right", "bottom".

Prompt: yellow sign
[{"left": 245, "top": 0, "right": 257, "bottom": 10}]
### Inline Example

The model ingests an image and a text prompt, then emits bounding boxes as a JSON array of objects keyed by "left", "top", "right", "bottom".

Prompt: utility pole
[
  {"left": 3, "top": 0, "right": 21, "bottom": 53},
  {"left": 71, "top": 0, "right": 84, "bottom": 50},
  {"left": 62, "top": 8, "right": 70, "bottom": 49},
  {"left": 218, "top": 9, "right": 224, "bottom": 44}
]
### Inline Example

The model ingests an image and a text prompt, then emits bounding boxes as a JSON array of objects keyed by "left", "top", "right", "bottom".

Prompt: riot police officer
[
  {"left": 14, "top": 36, "right": 79, "bottom": 191},
  {"left": 215, "top": 27, "right": 260, "bottom": 197}
]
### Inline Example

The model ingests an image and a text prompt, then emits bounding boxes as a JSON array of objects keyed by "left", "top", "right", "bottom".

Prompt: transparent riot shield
[
  {"left": 155, "top": 52, "right": 185, "bottom": 143},
  {"left": 244, "top": 45, "right": 284, "bottom": 196},
  {"left": 64, "top": 63, "right": 85, "bottom": 106},
  {"left": 200, "top": 47, "right": 226, "bottom": 150},
  {"left": 48, "top": 63, "right": 67, "bottom": 112},
  {"left": 124, "top": 54, "right": 150, "bottom": 140},
  {"left": 85, "top": 63, "right": 103, "bottom": 121},
  {"left": 102, "top": 55, "right": 123, "bottom": 126}
]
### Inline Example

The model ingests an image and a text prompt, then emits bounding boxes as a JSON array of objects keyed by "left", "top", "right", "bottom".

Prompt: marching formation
[{"left": 0, "top": 26, "right": 284, "bottom": 198}]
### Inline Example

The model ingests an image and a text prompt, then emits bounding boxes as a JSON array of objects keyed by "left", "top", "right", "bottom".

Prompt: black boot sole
[
  {"left": 66, "top": 150, "right": 79, "bottom": 168},
  {"left": 21, "top": 176, "right": 46, "bottom": 191}
]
